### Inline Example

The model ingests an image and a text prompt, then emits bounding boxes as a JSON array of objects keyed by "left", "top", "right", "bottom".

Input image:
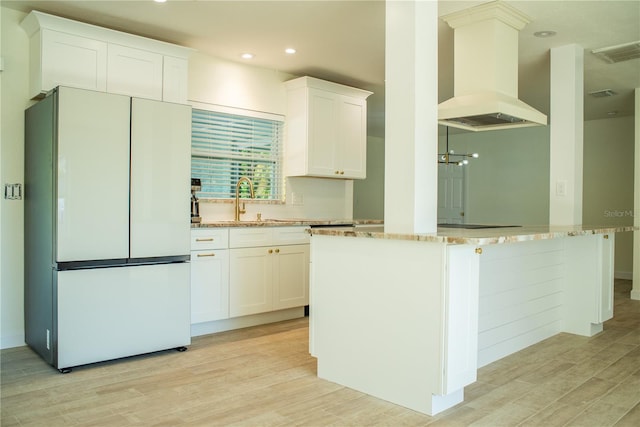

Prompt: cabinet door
[
  {"left": 442, "top": 245, "right": 479, "bottom": 394},
  {"left": 39, "top": 29, "right": 107, "bottom": 96},
  {"left": 163, "top": 56, "right": 188, "bottom": 104},
  {"left": 229, "top": 247, "right": 273, "bottom": 317},
  {"left": 273, "top": 244, "right": 310, "bottom": 310},
  {"left": 307, "top": 89, "right": 339, "bottom": 177},
  {"left": 337, "top": 96, "right": 367, "bottom": 179},
  {"left": 191, "top": 250, "right": 230, "bottom": 323},
  {"left": 107, "top": 44, "right": 163, "bottom": 100}
]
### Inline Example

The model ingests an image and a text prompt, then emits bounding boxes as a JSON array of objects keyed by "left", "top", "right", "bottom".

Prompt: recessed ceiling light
[
  {"left": 241, "top": 53, "right": 254, "bottom": 60},
  {"left": 285, "top": 48, "right": 297, "bottom": 55},
  {"left": 534, "top": 30, "right": 557, "bottom": 38},
  {"left": 154, "top": 0, "right": 167, "bottom": 3}
]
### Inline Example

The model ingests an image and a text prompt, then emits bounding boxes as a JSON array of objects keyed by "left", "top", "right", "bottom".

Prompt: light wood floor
[{"left": 2, "top": 279, "right": 639, "bottom": 426}]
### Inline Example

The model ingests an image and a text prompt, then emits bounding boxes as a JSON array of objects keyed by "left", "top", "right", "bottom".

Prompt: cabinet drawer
[
  {"left": 229, "top": 226, "right": 310, "bottom": 248},
  {"left": 191, "top": 228, "right": 229, "bottom": 250},
  {"left": 229, "top": 228, "right": 273, "bottom": 248},
  {"left": 272, "top": 227, "right": 310, "bottom": 245}
]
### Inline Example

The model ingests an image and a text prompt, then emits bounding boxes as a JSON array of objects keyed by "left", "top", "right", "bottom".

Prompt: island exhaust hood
[{"left": 438, "top": 1, "right": 547, "bottom": 132}]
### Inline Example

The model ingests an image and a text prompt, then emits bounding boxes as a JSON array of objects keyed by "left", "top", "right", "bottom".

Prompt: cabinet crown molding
[
  {"left": 21, "top": 10, "right": 193, "bottom": 59},
  {"left": 284, "top": 76, "right": 372, "bottom": 100}
]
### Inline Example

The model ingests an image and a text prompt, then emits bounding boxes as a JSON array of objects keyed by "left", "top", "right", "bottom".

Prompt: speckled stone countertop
[
  {"left": 309, "top": 224, "right": 637, "bottom": 245},
  {"left": 192, "top": 219, "right": 383, "bottom": 228}
]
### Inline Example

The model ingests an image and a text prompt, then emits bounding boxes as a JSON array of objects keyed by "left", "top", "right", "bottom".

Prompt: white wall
[
  {"left": 0, "top": 7, "right": 354, "bottom": 349},
  {"left": 1, "top": 7, "right": 32, "bottom": 349},
  {"left": 354, "top": 135, "right": 384, "bottom": 219},
  {"left": 583, "top": 116, "right": 634, "bottom": 278}
]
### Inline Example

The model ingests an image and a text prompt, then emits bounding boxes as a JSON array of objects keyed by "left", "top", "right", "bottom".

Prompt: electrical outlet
[{"left": 291, "top": 192, "right": 304, "bottom": 206}]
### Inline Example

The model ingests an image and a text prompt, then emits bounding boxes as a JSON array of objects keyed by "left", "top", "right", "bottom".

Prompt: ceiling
[{"left": 4, "top": 0, "right": 639, "bottom": 138}]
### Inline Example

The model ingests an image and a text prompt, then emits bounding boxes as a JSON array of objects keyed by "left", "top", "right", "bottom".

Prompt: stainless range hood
[{"left": 438, "top": 1, "right": 547, "bottom": 132}]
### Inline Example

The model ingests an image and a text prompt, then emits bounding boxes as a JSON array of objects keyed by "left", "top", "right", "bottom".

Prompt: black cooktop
[{"left": 437, "top": 224, "right": 521, "bottom": 229}]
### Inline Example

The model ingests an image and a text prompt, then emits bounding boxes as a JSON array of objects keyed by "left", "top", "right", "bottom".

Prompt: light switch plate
[{"left": 4, "top": 183, "right": 22, "bottom": 200}]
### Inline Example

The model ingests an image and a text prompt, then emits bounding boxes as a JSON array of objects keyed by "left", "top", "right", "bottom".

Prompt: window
[{"left": 191, "top": 107, "right": 284, "bottom": 200}]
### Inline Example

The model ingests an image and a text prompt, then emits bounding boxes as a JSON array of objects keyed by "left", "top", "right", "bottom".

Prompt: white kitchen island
[{"left": 308, "top": 225, "right": 635, "bottom": 416}]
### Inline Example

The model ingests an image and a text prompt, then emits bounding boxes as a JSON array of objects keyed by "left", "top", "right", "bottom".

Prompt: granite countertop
[
  {"left": 192, "top": 219, "right": 383, "bottom": 228},
  {"left": 308, "top": 224, "right": 637, "bottom": 245}
]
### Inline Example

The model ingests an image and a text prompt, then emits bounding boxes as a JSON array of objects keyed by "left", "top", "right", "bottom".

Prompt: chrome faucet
[{"left": 234, "top": 176, "right": 255, "bottom": 221}]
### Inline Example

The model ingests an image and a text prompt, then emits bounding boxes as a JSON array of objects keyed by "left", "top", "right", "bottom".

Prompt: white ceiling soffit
[{"left": 438, "top": 0, "right": 547, "bottom": 132}]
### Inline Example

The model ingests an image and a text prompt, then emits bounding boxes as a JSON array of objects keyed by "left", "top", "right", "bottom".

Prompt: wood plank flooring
[{"left": 2, "top": 279, "right": 639, "bottom": 426}]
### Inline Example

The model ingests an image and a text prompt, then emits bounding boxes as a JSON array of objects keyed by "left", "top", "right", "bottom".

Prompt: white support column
[
  {"left": 549, "top": 44, "right": 584, "bottom": 226},
  {"left": 632, "top": 88, "right": 640, "bottom": 300},
  {"left": 384, "top": 0, "right": 438, "bottom": 234}
]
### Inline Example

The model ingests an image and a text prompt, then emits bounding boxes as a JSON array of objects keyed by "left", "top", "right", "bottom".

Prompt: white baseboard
[
  {"left": 1, "top": 333, "right": 26, "bottom": 350},
  {"left": 615, "top": 270, "right": 633, "bottom": 280},
  {"left": 190, "top": 307, "right": 305, "bottom": 337}
]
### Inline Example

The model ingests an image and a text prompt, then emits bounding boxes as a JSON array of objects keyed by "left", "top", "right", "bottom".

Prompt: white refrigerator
[{"left": 25, "top": 86, "right": 192, "bottom": 372}]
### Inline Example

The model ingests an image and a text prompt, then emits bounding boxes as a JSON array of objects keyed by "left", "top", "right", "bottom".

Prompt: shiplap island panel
[{"left": 308, "top": 224, "right": 634, "bottom": 416}]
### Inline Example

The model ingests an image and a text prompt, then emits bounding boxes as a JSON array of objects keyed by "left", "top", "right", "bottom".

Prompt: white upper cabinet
[
  {"left": 38, "top": 29, "right": 108, "bottom": 96},
  {"left": 162, "top": 56, "right": 189, "bottom": 104},
  {"left": 107, "top": 44, "right": 163, "bottom": 100},
  {"left": 21, "top": 11, "right": 192, "bottom": 103},
  {"left": 284, "top": 76, "right": 372, "bottom": 179}
]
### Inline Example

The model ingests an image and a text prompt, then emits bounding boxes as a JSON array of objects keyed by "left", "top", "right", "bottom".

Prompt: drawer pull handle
[
  {"left": 275, "top": 248, "right": 280, "bottom": 253},
  {"left": 196, "top": 238, "right": 214, "bottom": 242},
  {"left": 268, "top": 249, "right": 273, "bottom": 254},
  {"left": 197, "top": 253, "right": 216, "bottom": 257},
  {"left": 475, "top": 248, "right": 483, "bottom": 255}
]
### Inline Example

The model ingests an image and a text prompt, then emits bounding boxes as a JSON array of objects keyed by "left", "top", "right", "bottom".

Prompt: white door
[
  {"left": 41, "top": 29, "right": 107, "bottom": 97},
  {"left": 190, "top": 249, "right": 230, "bottom": 323},
  {"left": 229, "top": 247, "right": 273, "bottom": 317},
  {"left": 56, "top": 87, "right": 130, "bottom": 262},
  {"left": 273, "top": 244, "right": 310, "bottom": 310},
  {"left": 438, "top": 164, "right": 466, "bottom": 224},
  {"left": 130, "top": 98, "right": 191, "bottom": 258},
  {"left": 107, "top": 44, "right": 163, "bottom": 100},
  {"left": 308, "top": 89, "right": 338, "bottom": 177},
  {"left": 337, "top": 97, "right": 367, "bottom": 179}
]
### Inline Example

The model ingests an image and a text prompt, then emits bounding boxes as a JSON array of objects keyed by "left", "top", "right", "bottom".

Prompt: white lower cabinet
[
  {"left": 229, "top": 227, "right": 310, "bottom": 318},
  {"left": 190, "top": 229, "right": 230, "bottom": 323},
  {"left": 229, "top": 247, "right": 273, "bottom": 317},
  {"left": 190, "top": 249, "right": 230, "bottom": 323},
  {"left": 191, "top": 226, "right": 309, "bottom": 324},
  {"left": 273, "top": 245, "right": 310, "bottom": 310}
]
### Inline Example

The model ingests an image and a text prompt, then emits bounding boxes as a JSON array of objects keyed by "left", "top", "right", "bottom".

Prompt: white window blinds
[{"left": 191, "top": 108, "right": 284, "bottom": 200}]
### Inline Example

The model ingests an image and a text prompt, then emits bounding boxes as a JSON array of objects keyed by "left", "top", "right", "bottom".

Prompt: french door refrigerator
[{"left": 24, "top": 86, "right": 192, "bottom": 372}]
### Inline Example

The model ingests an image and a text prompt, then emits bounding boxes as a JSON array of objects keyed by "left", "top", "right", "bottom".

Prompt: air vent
[
  {"left": 592, "top": 40, "right": 640, "bottom": 64},
  {"left": 589, "top": 89, "right": 617, "bottom": 98}
]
